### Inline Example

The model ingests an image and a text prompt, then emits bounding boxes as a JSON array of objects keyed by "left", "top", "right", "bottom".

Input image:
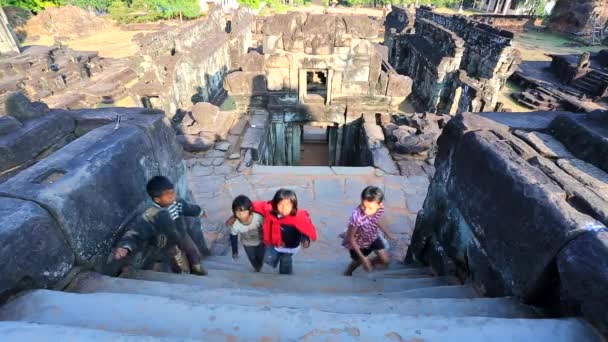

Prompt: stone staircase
[
  {"left": 570, "top": 70, "right": 608, "bottom": 97},
  {"left": 0, "top": 254, "right": 602, "bottom": 340},
  {"left": 514, "top": 86, "right": 562, "bottom": 111}
]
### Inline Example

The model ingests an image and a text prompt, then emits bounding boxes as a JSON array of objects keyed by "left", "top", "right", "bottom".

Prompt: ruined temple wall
[
  {"left": 416, "top": 8, "right": 517, "bottom": 82},
  {"left": 392, "top": 18, "right": 464, "bottom": 112},
  {"left": 134, "top": 8, "right": 253, "bottom": 118},
  {"left": 260, "top": 13, "right": 381, "bottom": 98}
]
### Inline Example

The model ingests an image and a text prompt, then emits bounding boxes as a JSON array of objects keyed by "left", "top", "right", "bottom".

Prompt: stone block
[
  {"left": 0, "top": 197, "right": 74, "bottom": 299},
  {"left": 0, "top": 111, "right": 76, "bottom": 173},
  {"left": 240, "top": 127, "right": 266, "bottom": 160},
  {"left": 304, "top": 34, "right": 334, "bottom": 55},
  {"left": 229, "top": 116, "right": 249, "bottom": 135},
  {"left": 340, "top": 82, "right": 369, "bottom": 95},
  {"left": 343, "top": 67, "right": 370, "bottom": 83},
  {"left": 513, "top": 130, "right": 573, "bottom": 159},
  {"left": 265, "top": 54, "right": 291, "bottom": 69},
  {"left": 549, "top": 114, "right": 608, "bottom": 173},
  {"left": 267, "top": 69, "right": 286, "bottom": 91},
  {"left": 177, "top": 134, "right": 213, "bottom": 152},
  {"left": 0, "top": 115, "right": 22, "bottom": 136},
  {"left": 66, "top": 108, "right": 165, "bottom": 137},
  {"left": 335, "top": 33, "right": 352, "bottom": 48},
  {"left": 215, "top": 141, "right": 231, "bottom": 151},
  {"left": 344, "top": 16, "right": 378, "bottom": 39},
  {"left": 250, "top": 113, "right": 268, "bottom": 128},
  {"left": 0, "top": 114, "right": 187, "bottom": 267},
  {"left": 223, "top": 72, "right": 267, "bottom": 96},
  {"left": 557, "top": 228, "right": 608, "bottom": 336},
  {"left": 191, "top": 102, "right": 220, "bottom": 131},
  {"left": 372, "top": 147, "right": 400, "bottom": 175},
  {"left": 386, "top": 73, "right": 413, "bottom": 98},
  {"left": 263, "top": 35, "right": 283, "bottom": 54},
  {"left": 177, "top": 113, "right": 201, "bottom": 135},
  {"left": 239, "top": 51, "right": 264, "bottom": 72}
]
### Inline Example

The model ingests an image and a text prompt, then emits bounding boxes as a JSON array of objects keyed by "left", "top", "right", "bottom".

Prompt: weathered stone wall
[
  {"left": 471, "top": 14, "right": 537, "bottom": 34},
  {"left": 407, "top": 111, "right": 608, "bottom": 336},
  {"left": 384, "top": 4, "right": 415, "bottom": 62},
  {"left": 548, "top": 0, "right": 608, "bottom": 36},
  {"left": 0, "top": 106, "right": 206, "bottom": 302},
  {"left": 390, "top": 17, "right": 464, "bottom": 112},
  {"left": 132, "top": 8, "right": 253, "bottom": 118},
  {"left": 257, "top": 12, "right": 411, "bottom": 107},
  {"left": 416, "top": 8, "right": 517, "bottom": 81}
]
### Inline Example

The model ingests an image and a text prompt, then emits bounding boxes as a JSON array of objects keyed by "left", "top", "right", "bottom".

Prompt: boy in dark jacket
[{"left": 112, "top": 176, "right": 208, "bottom": 275}]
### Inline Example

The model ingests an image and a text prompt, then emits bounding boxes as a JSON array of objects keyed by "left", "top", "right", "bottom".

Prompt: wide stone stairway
[
  {"left": 0, "top": 257, "right": 602, "bottom": 340},
  {"left": 0, "top": 167, "right": 603, "bottom": 341}
]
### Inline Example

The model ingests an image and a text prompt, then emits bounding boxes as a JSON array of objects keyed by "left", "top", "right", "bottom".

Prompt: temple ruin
[{"left": 0, "top": 3, "right": 607, "bottom": 340}]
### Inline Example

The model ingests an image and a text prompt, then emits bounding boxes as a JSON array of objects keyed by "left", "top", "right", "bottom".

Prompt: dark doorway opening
[{"left": 300, "top": 125, "right": 329, "bottom": 166}]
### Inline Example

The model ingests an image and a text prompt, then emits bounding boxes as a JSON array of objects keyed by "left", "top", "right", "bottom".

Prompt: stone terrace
[{"left": 188, "top": 165, "right": 429, "bottom": 262}]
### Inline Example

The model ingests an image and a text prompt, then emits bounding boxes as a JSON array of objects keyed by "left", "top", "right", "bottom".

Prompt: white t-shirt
[{"left": 230, "top": 212, "right": 263, "bottom": 246}]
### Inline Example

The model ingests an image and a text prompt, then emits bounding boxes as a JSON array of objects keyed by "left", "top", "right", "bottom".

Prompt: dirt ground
[{"left": 16, "top": 6, "right": 162, "bottom": 58}]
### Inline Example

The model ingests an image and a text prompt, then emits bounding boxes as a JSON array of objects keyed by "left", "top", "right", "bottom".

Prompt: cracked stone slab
[
  {"left": 513, "top": 130, "right": 574, "bottom": 159},
  {"left": 557, "top": 158, "right": 608, "bottom": 201}
]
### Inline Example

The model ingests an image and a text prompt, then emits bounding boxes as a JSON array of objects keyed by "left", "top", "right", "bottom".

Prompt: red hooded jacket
[{"left": 252, "top": 201, "right": 318, "bottom": 247}]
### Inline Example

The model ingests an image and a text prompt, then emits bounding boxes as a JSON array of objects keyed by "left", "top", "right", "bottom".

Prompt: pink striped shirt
[{"left": 342, "top": 206, "right": 384, "bottom": 249}]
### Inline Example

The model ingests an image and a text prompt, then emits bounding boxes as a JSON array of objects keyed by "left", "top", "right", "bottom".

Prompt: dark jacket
[{"left": 117, "top": 200, "right": 202, "bottom": 253}]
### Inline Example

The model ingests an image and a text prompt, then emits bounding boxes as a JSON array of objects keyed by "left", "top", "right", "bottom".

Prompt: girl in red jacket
[{"left": 252, "top": 189, "right": 317, "bottom": 275}]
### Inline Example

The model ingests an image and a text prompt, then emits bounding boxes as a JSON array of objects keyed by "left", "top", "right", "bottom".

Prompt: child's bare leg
[
  {"left": 344, "top": 260, "right": 360, "bottom": 276},
  {"left": 371, "top": 249, "right": 390, "bottom": 269}
]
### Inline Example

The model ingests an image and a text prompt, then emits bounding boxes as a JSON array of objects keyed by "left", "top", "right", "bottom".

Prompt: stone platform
[{"left": 188, "top": 165, "right": 429, "bottom": 262}]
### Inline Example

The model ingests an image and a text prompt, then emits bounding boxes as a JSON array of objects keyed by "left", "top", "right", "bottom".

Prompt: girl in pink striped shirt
[{"left": 342, "top": 186, "right": 395, "bottom": 276}]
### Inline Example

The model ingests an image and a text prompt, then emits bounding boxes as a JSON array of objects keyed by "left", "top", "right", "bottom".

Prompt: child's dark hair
[
  {"left": 361, "top": 186, "right": 384, "bottom": 203},
  {"left": 271, "top": 189, "right": 298, "bottom": 216},
  {"left": 146, "top": 176, "right": 174, "bottom": 199},
  {"left": 232, "top": 195, "right": 253, "bottom": 214}
]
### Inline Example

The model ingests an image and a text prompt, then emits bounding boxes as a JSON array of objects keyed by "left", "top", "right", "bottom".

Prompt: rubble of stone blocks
[
  {"left": 386, "top": 6, "right": 521, "bottom": 114},
  {"left": 407, "top": 110, "right": 608, "bottom": 336},
  {"left": 383, "top": 112, "right": 451, "bottom": 155},
  {"left": 511, "top": 51, "right": 608, "bottom": 112},
  {"left": 0, "top": 44, "right": 138, "bottom": 110},
  {"left": 0, "top": 104, "right": 208, "bottom": 302}
]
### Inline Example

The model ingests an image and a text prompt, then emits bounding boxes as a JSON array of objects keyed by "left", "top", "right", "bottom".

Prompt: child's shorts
[{"left": 349, "top": 237, "right": 385, "bottom": 260}]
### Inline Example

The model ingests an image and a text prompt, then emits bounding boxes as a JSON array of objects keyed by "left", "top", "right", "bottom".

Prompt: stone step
[
  {"left": 202, "top": 258, "right": 434, "bottom": 279},
  {"left": 122, "top": 268, "right": 459, "bottom": 294},
  {"left": 0, "top": 321, "right": 189, "bottom": 341},
  {"left": 1, "top": 290, "right": 601, "bottom": 342},
  {"left": 203, "top": 255, "right": 429, "bottom": 275},
  {"left": 69, "top": 272, "right": 541, "bottom": 318}
]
